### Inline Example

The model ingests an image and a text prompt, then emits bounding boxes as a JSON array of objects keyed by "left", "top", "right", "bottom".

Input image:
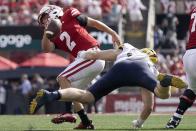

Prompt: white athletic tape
[{"left": 45, "top": 31, "right": 54, "bottom": 35}]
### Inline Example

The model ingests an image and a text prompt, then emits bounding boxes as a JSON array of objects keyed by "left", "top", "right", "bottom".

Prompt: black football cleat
[
  {"left": 30, "top": 89, "right": 50, "bottom": 114},
  {"left": 165, "top": 116, "right": 182, "bottom": 129}
]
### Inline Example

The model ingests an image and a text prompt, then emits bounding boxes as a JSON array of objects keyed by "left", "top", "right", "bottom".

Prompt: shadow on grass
[
  {"left": 22, "top": 129, "right": 196, "bottom": 131},
  {"left": 2, "top": 128, "right": 56, "bottom": 131},
  {"left": 24, "top": 130, "right": 51, "bottom": 131},
  {"left": 95, "top": 128, "right": 196, "bottom": 131}
]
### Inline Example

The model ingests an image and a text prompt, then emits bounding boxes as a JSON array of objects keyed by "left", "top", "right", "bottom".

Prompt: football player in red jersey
[
  {"left": 166, "top": 7, "right": 196, "bottom": 129},
  {"left": 37, "top": 5, "right": 122, "bottom": 129}
]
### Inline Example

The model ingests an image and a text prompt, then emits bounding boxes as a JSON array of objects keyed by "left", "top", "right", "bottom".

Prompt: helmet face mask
[
  {"left": 38, "top": 13, "right": 49, "bottom": 26},
  {"left": 38, "top": 5, "right": 63, "bottom": 27}
]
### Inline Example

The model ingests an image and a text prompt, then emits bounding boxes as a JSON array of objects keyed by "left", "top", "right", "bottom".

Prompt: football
[{"left": 45, "top": 19, "right": 62, "bottom": 39}]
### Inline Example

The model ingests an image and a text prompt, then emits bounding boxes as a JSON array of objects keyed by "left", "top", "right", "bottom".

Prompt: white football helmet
[{"left": 38, "top": 5, "right": 63, "bottom": 26}]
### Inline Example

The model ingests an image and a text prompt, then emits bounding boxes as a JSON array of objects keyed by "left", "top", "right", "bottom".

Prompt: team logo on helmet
[{"left": 140, "top": 48, "right": 158, "bottom": 64}]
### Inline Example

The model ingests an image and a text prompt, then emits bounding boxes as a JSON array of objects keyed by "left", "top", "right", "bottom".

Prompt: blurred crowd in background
[
  {"left": 0, "top": 0, "right": 127, "bottom": 26},
  {"left": 154, "top": 13, "right": 186, "bottom": 81},
  {"left": 0, "top": 0, "right": 149, "bottom": 28},
  {"left": 0, "top": 73, "right": 102, "bottom": 114},
  {"left": 0, "top": 73, "right": 55, "bottom": 114},
  {"left": 154, "top": 0, "right": 190, "bottom": 82}
]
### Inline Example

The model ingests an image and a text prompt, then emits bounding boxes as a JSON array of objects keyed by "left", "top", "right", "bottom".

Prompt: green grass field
[{"left": 0, "top": 113, "right": 195, "bottom": 131}]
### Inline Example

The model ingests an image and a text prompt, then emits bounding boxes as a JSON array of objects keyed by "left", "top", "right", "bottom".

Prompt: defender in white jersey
[
  {"left": 30, "top": 43, "right": 187, "bottom": 128},
  {"left": 115, "top": 44, "right": 147, "bottom": 63}
]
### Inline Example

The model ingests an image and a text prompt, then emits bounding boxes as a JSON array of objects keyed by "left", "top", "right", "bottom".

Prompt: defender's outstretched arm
[{"left": 79, "top": 49, "right": 121, "bottom": 61}]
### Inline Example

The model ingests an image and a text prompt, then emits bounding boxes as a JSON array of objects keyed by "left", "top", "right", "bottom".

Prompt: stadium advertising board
[
  {"left": 88, "top": 25, "right": 118, "bottom": 49},
  {"left": 0, "top": 26, "right": 43, "bottom": 50},
  {"left": 155, "top": 97, "right": 196, "bottom": 112},
  {"left": 105, "top": 94, "right": 196, "bottom": 113},
  {"left": 0, "top": 26, "right": 118, "bottom": 51},
  {"left": 105, "top": 94, "right": 144, "bottom": 113}
]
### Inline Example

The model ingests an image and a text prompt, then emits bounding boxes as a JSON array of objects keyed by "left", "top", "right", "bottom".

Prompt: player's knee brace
[
  {"left": 159, "top": 75, "right": 172, "bottom": 87},
  {"left": 180, "top": 89, "right": 196, "bottom": 107}
]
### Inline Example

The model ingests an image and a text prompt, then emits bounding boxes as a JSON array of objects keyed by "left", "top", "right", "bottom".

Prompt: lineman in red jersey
[
  {"left": 166, "top": 7, "right": 196, "bottom": 129},
  {"left": 37, "top": 5, "right": 122, "bottom": 129}
]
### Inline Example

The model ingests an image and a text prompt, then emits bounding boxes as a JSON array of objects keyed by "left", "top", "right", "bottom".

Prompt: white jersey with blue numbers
[{"left": 115, "top": 43, "right": 159, "bottom": 76}]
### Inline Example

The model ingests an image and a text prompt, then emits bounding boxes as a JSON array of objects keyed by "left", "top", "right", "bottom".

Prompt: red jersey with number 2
[
  {"left": 51, "top": 7, "right": 99, "bottom": 57},
  {"left": 187, "top": 7, "right": 196, "bottom": 49}
]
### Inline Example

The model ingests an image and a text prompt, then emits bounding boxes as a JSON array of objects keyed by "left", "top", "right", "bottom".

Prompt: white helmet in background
[{"left": 38, "top": 5, "right": 63, "bottom": 25}]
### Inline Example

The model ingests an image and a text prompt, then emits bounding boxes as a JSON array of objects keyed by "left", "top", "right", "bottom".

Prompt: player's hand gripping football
[{"left": 45, "top": 19, "right": 62, "bottom": 39}]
